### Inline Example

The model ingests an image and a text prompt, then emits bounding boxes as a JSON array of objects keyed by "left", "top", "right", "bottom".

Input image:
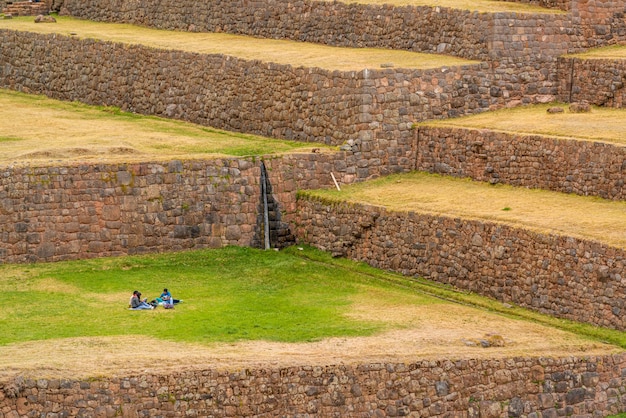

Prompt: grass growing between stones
[
  {"left": 0, "top": 89, "right": 322, "bottom": 166},
  {"left": 328, "top": 0, "right": 564, "bottom": 13},
  {"left": 0, "top": 16, "right": 479, "bottom": 71},
  {"left": 419, "top": 103, "right": 626, "bottom": 146},
  {"left": 302, "top": 172, "right": 626, "bottom": 248}
]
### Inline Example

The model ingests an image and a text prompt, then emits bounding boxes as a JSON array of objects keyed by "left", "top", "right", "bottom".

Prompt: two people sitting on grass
[
  {"left": 129, "top": 288, "right": 182, "bottom": 310},
  {"left": 129, "top": 290, "right": 155, "bottom": 310}
]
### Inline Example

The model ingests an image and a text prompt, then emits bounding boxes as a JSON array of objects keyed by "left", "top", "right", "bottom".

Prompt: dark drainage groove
[{"left": 255, "top": 161, "right": 296, "bottom": 250}]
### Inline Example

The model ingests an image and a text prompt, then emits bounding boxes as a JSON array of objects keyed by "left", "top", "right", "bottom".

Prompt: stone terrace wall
[
  {"left": 2, "top": 354, "right": 626, "bottom": 416},
  {"left": 0, "top": 142, "right": 418, "bottom": 263},
  {"left": 571, "top": 0, "right": 626, "bottom": 45},
  {"left": 0, "top": 30, "right": 561, "bottom": 149},
  {"left": 557, "top": 56, "right": 626, "bottom": 107},
  {"left": 60, "top": 0, "right": 577, "bottom": 62},
  {"left": 3, "top": 121, "right": 626, "bottom": 263},
  {"left": 0, "top": 159, "right": 263, "bottom": 263},
  {"left": 296, "top": 198, "right": 626, "bottom": 330},
  {"left": 416, "top": 126, "right": 626, "bottom": 200}
]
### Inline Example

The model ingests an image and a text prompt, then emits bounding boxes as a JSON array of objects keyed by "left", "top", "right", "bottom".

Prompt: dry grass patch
[
  {"left": 308, "top": 172, "right": 626, "bottom": 248},
  {"left": 0, "top": 89, "right": 322, "bottom": 166},
  {"left": 0, "top": 16, "right": 478, "bottom": 71},
  {"left": 566, "top": 44, "right": 626, "bottom": 60},
  {"left": 420, "top": 103, "right": 626, "bottom": 146},
  {"left": 327, "top": 0, "right": 564, "bottom": 13},
  {"left": 0, "top": 303, "right": 616, "bottom": 381}
]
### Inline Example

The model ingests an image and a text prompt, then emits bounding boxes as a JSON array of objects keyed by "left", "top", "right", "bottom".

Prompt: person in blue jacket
[{"left": 159, "top": 288, "right": 181, "bottom": 308}]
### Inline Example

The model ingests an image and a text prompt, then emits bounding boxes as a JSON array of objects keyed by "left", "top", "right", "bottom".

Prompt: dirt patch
[{"left": 109, "top": 146, "right": 140, "bottom": 155}]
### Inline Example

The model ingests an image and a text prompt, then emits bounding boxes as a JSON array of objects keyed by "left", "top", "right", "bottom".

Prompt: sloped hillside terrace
[{"left": 2, "top": 0, "right": 626, "bottom": 416}]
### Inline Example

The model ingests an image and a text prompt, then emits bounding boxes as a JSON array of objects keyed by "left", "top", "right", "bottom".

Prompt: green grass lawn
[
  {"left": 2, "top": 245, "right": 626, "bottom": 350},
  {"left": 0, "top": 246, "right": 440, "bottom": 346},
  {"left": 2, "top": 245, "right": 625, "bottom": 379}
]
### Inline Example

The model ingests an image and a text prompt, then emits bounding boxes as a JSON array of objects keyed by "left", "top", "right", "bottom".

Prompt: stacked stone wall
[
  {"left": 557, "top": 56, "right": 626, "bottom": 107},
  {"left": 57, "top": 0, "right": 626, "bottom": 75},
  {"left": 295, "top": 198, "right": 626, "bottom": 330},
  {"left": 3, "top": 122, "right": 626, "bottom": 263},
  {"left": 0, "top": 30, "right": 562, "bottom": 148},
  {"left": 2, "top": 354, "right": 626, "bottom": 416},
  {"left": 59, "top": 0, "right": 579, "bottom": 62},
  {"left": 415, "top": 126, "right": 626, "bottom": 200},
  {"left": 0, "top": 143, "right": 418, "bottom": 263},
  {"left": 0, "top": 159, "right": 262, "bottom": 263},
  {"left": 571, "top": 0, "right": 626, "bottom": 44},
  {"left": 50, "top": 0, "right": 626, "bottom": 113}
]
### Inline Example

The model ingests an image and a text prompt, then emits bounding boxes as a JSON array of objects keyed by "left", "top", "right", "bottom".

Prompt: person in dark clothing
[{"left": 129, "top": 290, "right": 154, "bottom": 310}]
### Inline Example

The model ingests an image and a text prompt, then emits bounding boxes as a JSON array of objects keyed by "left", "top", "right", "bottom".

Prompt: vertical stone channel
[
  {"left": 260, "top": 161, "right": 271, "bottom": 250},
  {"left": 255, "top": 161, "right": 295, "bottom": 249}
]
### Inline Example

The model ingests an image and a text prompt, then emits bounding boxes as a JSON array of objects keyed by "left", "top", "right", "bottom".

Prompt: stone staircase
[{"left": 3, "top": 0, "right": 49, "bottom": 16}]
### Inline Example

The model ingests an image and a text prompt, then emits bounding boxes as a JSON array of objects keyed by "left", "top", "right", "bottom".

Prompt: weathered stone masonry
[
  {"left": 296, "top": 198, "right": 626, "bottom": 330},
  {"left": 58, "top": 0, "right": 625, "bottom": 60},
  {"left": 558, "top": 56, "right": 626, "bottom": 107},
  {"left": 2, "top": 2, "right": 626, "bottom": 415},
  {"left": 0, "top": 144, "right": 418, "bottom": 263},
  {"left": 54, "top": 0, "right": 626, "bottom": 113},
  {"left": 2, "top": 355, "right": 626, "bottom": 417},
  {"left": 0, "top": 159, "right": 263, "bottom": 262},
  {"left": 2, "top": 124, "right": 626, "bottom": 263},
  {"left": 0, "top": 30, "right": 561, "bottom": 149},
  {"left": 416, "top": 126, "right": 626, "bottom": 200}
]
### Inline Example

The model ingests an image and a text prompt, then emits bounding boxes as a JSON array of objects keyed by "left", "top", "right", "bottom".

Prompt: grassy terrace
[
  {"left": 304, "top": 172, "right": 626, "bottom": 249},
  {"left": 0, "top": 89, "right": 324, "bottom": 166},
  {"left": 0, "top": 246, "right": 621, "bottom": 380},
  {"left": 0, "top": 16, "right": 479, "bottom": 71},
  {"left": 329, "top": 0, "right": 564, "bottom": 13},
  {"left": 566, "top": 44, "right": 626, "bottom": 60},
  {"left": 420, "top": 103, "right": 626, "bottom": 146}
]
